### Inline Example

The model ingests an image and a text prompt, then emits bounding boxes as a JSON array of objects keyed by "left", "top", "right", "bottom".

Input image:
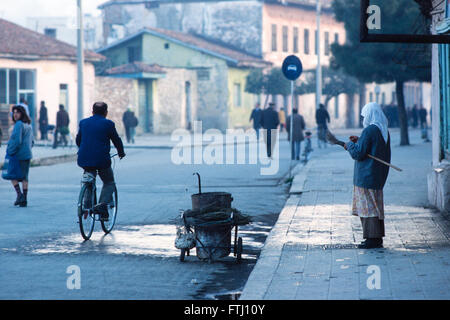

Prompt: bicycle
[{"left": 77, "top": 154, "right": 118, "bottom": 240}]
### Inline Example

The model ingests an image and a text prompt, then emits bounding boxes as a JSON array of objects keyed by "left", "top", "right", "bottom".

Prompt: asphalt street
[{"left": 0, "top": 134, "right": 317, "bottom": 299}]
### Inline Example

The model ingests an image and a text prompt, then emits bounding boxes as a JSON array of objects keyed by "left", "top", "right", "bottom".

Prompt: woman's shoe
[
  {"left": 15, "top": 194, "right": 26, "bottom": 207},
  {"left": 358, "top": 238, "right": 383, "bottom": 249},
  {"left": 17, "top": 194, "right": 27, "bottom": 207}
]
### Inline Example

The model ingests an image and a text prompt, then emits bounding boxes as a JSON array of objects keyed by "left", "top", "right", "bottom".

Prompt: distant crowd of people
[{"left": 381, "top": 103, "right": 429, "bottom": 129}]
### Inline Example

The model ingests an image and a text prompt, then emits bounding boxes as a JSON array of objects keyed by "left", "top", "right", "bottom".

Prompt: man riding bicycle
[{"left": 76, "top": 102, "right": 125, "bottom": 220}]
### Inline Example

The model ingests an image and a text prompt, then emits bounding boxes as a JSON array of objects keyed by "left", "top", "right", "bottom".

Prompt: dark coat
[
  {"left": 56, "top": 110, "right": 70, "bottom": 128},
  {"left": 123, "top": 110, "right": 138, "bottom": 128},
  {"left": 249, "top": 108, "right": 263, "bottom": 129},
  {"left": 346, "top": 124, "right": 391, "bottom": 190},
  {"left": 261, "top": 107, "right": 280, "bottom": 130},
  {"left": 76, "top": 115, "right": 125, "bottom": 169},
  {"left": 286, "top": 114, "right": 306, "bottom": 142},
  {"left": 39, "top": 106, "right": 48, "bottom": 125},
  {"left": 315, "top": 108, "right": 330, "bottom": 127}
]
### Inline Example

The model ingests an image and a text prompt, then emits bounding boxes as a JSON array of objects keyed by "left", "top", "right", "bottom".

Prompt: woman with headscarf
[
  {"left": 7, "top": 105, "right": 34, "bottom": 207},
  {"left": 344, "top": 102, "right": 391, "bottom": 249}
]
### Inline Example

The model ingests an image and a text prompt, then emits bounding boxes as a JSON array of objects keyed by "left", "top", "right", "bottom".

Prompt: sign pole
[
  {"left": 77, "top": 0, "right": 84, "bottom": 125},
  {"left": 289, "top": 80, "right": 294, "bottom": 179}
]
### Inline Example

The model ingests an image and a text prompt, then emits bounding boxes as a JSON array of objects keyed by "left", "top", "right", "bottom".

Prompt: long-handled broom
[{"left": 326, "top": 130, "right": 402, "bottom": 172}]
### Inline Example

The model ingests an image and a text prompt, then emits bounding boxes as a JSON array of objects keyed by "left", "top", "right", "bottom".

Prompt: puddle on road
[{"left": 26, "top": 223, "right": 269, "bottom": 261}]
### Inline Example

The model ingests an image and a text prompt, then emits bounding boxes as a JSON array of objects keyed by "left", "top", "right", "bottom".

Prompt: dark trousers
[
  {"left": 360, "top": 217, "right": 385, "bottom": 239},
  {"left": 40, "top": 125, "right": 48, "bottom": 140},
  {"left": 83, "top": 167, "right": 116, "bottom": 205},
  {"left": 53, "top": 129, "right": 68, "bottom": 148},
  {"left": 290, "top": 140, "right": 302, "bottom": 160},
  {"left": 124, "top": 126, "right": 131, "bottom": 143}
]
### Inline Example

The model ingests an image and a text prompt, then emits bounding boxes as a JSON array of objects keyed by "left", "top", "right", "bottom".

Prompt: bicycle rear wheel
[
  {"left": 101, "top": 186, "right": 118, "bottom": 234},
  {"left": 78, "top": 184, "right": 96, "bottom": 240}
]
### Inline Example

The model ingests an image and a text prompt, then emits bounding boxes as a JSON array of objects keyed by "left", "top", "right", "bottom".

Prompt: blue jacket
[
  {"left": 346, "top": 124, "right": 391, "bottom": 190},
  {"left": 76, "top": 115, "right": 125, "bottom": 169},
  {"left": 7, "top": 120, "right": 33, "bottom": 160}
]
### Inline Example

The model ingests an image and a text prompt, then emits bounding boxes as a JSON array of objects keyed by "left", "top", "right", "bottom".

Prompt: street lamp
[
  {"left": 77, "top": 0, "right": 84, "bottom": 124},
  {"left": 316, "top": 0, "right": 322, "bottom": 110}
]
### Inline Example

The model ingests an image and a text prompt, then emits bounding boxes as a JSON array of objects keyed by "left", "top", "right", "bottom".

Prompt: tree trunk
[
  {"left": 395, "top": 80, "right": 410, "bottom": 146},
  {"left": 345, "top": 93, "right": 355, "bottom": 128}
]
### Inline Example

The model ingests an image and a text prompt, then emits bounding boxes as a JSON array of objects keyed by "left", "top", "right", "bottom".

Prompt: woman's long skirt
[{"left": 352, "top": 186, "right": 385, "bottom": 239}]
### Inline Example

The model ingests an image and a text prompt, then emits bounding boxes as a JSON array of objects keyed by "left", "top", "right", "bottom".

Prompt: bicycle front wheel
[
  {"left": 78, "top": 184, "right": 96, "bottom": 240},
  {"left": 101, "top": 186, "right": 118, "bottom": 234}
]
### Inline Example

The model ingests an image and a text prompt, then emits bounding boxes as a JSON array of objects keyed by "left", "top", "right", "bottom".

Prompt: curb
[{"left": 239, "top": 157, "right": 316, "bottom": 300}]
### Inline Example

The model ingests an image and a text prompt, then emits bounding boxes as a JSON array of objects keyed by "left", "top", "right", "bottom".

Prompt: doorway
[{"left": 138, "top": 80, "right": 153, "bottom": 133}]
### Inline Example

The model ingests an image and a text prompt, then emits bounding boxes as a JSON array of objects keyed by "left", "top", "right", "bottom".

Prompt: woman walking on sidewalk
[
  {"left": 7, "top": 105, "right": 34, "bottom": 207},
  {"left": 344, "top": 102, "right": 391, "bottom": 249}
]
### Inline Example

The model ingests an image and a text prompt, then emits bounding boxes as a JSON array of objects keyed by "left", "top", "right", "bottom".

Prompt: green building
[{"left": 97, "top": 27, "right": 270, "bottom": 133}]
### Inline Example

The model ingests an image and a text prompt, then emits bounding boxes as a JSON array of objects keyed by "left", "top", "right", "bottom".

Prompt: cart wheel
[
  {"left": 180, "top": 249, "right": 186, "bottom": 262},
  {"left": 236, "top": 237, "right": 243, "bottom": 263}
]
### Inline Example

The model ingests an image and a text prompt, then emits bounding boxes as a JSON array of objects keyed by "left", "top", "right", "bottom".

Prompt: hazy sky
[{"left": 0, "top": 0, "right": 105, "bottom": 26}]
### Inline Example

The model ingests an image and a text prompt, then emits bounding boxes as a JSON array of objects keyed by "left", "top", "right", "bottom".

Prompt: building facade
[
  {"left": 96, "top": 28, "right": 270, "bottom": 133},
  {"left": 0, "top": 18, "right": 104, "bottom": 138},
  {"left": 27, "top": 14, "right": 104, "bottom": 51},
  {"left": 98, "top": 0, "right": 350, "bottom": 129},
  {"left": 428, "top": 0, "right": 450, "bottom": 213}
]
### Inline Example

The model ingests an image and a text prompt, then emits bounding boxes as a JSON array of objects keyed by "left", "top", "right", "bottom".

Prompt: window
[
  {"left": 369, "top": 92, "right": 373, "bottom": 102},
  {"left": 271, "top": 24, "right": 277, "bottom": 52},
  {"left": 293, "top": 27, "right": 299, "bottom": 53},
  {"left": 304, "top": 29, "right": 310, "bottom": 54},
  {"left": 381, "top": 92, "right": 386, "bottom": 105},
  {"left": 127, "top": 46, "right": 141, "bottom": 63},
  {"left": 197, "top": 69, "right": 210, "bottom": 81},
  {"left": 334, "top": 33, "right": 339, "bottom": 44},
  {"left": 324, "top": 31, "right": 330, "bottom": 56},
  {"left": 9, "top": 69, "right": 17, "bottom": 104},
  {"left": 164, "top": 43, "right": 170, "bottom": 49},
  {"left": 0, "top": 70, "right": 6, "bottom": 104},
  {"left": 315, "top": 30, "right": 318, "bottom": 55},
  {"left": 282, "top": 26, "right": 288, "bottom": 52},
  {"left": 44, "top": 28, "right": 56, "bottom": 38},
  {"left": 234, "top": 83, "right": 242, "bottom": 107},
  {"left": 60, "top": 84, "right": 68, "bottom": 112},
  {"left": 392, "top": 91, "right": 396, "bottom": 104},
  {"left": 19, "top": 70, "right": 33, "bottom": 90}
]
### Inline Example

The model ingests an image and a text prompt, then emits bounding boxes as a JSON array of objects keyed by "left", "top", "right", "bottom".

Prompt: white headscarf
[{"left": 361, "top": 102, "right": 389, "bottom": 143}]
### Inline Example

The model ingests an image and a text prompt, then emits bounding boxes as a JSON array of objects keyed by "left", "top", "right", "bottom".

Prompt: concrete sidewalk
[{"left": 240, "top": 129, "right": 450, "bottom": 300}]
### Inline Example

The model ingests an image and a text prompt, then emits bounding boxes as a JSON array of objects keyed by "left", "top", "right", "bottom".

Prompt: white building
[{"left": 26, "top": 14, "right": 103, "bottom": 51}]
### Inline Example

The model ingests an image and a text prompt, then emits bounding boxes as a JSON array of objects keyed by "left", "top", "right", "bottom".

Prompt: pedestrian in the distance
[
  {"left": 123, "top": 107, "right": 138, "bottom": 144},
  {"left": 278, "top": 107, "right": 286, "bottom": 132},
  {"left": 261, "top": 102, "right": 280, "bottom": 158},
  {"left": 39, "top": 101, "right": 48, "bottom": 141},
  {"left": 316, "top": 103, "right": 330, "bottom": 148},
  {"left": 286, "top": 108, "right": 306, "bottom": 160},
  {"left": 419, "top": 106, "right": 427, "bottom": 129},
  {"left": 343, "top": 102, "right": 391, "bottom": 249},
  {"left": 249, "top": 102, "right": 263, "bottom": 140},
  {"left": 53, "top": 104, "right": 70, "bottom": 149},
  {"left": 7, "top": 105, "right": 34, "bottom": 207}
]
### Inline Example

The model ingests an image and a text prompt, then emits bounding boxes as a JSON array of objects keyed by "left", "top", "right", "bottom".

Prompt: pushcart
[
  {"left": 176, "top": 173, "right": 244, "bottom": 263},
  {"left": 178, "top": 209, "right": 243, "bottom": 263}
]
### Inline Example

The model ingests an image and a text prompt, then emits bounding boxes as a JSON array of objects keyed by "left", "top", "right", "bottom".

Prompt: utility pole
[
  {"left": 316, "top": 0, "right": 322, "bottom": 110},
  {"left": 77, "top": 0, "right": 84, "bottom": 124}
]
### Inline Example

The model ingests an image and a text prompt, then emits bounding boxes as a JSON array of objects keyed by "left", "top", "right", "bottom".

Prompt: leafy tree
[
  {"left": 245, "top": 67, "right": 291, "bottom": 109},
  {"left": 331, "top": 0, "right": 431, "bottom": 145},
  {"left": 296, "top": 66, "right": 359, "bottom": 108}
]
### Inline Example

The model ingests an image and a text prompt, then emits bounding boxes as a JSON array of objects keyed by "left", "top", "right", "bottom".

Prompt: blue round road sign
[{"left": 282, "top": 55, "right": 303, "bottom": 81}]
